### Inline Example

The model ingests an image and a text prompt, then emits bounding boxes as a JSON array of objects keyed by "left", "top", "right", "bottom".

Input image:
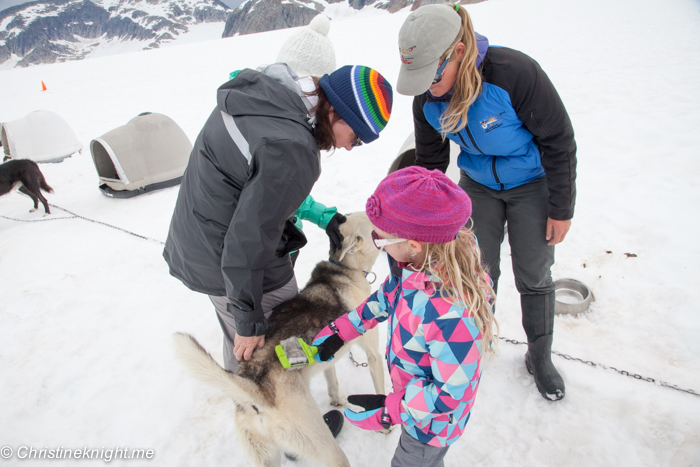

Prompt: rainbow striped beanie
[{"left": 319, "top": 65, "right": 393, "bottom": 143}]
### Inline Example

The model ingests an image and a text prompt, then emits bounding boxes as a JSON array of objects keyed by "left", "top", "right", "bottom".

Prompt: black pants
[{"left": 459, "top": 173, "right": 555, "bottom": 296}]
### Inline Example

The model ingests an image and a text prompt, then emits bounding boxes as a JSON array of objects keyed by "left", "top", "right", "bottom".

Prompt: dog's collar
[{"left": 328, "top": 259, "right": 377, "bottom": 285}]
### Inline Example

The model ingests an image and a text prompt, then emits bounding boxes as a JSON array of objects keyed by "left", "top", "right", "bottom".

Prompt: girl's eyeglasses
[
  {"left": 371, "top": 230, "right": 407, "bottom": 249},
  {"left": 432, "top": 50, "right": 453, "bottom": 85}
]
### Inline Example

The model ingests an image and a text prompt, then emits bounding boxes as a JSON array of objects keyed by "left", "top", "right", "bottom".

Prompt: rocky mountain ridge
[
  {"left": 0, "top": 0, "right": 486, "bottom": 68},
  {"left": 223, "top": 0, "right": 485, "bottom": 38},
  {"left": 0, "top": 0, "right": 229, "bottom": 67},
  {"left": 222, "top": 0, "right": 451, "bottom": 37}
]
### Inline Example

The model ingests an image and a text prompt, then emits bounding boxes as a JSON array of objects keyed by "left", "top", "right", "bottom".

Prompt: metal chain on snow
[
  {"left": 0, "top": 213, "right": 76, "bottom": 223},
  {"left": 4, "top": 203, "right": 699, "bottom": 398},
  {"left": 499, "top": 336, "right": 700, "bottom": 398},
  {"left": 0, "top": 203, "right": 165, "bottom": 245},
  {"left": 51, "top": 204, "right": 166, "bottom": 245},
  {"left": 348, "top": 351, "right": 369, "bottom": 368}
]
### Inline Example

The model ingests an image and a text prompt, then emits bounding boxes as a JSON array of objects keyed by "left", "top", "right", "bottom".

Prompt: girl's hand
[
  {"left": 344, "top": 392, "right": 404, "bottom": 431},
  {"left": 312, "top": 316, "right": 363, "bottom": 362},
  {"left": 312, "top": 325, "right": 345, "bottom": 362},
  {"left": 546, "top": 218, "right": 572, "bottom": 245},
  {"left": 344, "top": 394, "right": 389, "bottom": 431}
]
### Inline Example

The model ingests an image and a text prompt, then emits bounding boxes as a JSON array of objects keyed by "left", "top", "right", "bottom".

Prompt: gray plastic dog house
[
  {"left": 1, "top": 110, "right": 83, "bottom": 163},
  {"left": 90, "top": 112, "right": 192, "bottom": 198}
]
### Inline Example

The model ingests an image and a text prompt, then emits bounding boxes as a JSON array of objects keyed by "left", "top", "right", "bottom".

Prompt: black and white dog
[{"left": 0, "top": 159, "right": 54, "bottom": 215}]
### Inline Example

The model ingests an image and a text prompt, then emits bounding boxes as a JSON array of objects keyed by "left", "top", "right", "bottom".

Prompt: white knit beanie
[{"left": 276, "top": 15, "right": 336, "bottom": 78}]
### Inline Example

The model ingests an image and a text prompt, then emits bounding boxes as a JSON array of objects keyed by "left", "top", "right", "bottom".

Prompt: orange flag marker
[{"left": 41, "top": 81, "right": 47, "bottom": 91}]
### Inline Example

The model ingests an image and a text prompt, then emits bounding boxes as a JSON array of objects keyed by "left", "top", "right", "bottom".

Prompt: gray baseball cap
[{"left": 397, "top": 4, "right": 462, "bottom": 96}]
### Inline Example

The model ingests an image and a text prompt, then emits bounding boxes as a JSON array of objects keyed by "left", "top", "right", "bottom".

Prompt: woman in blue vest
[{"left": 397, "top": 3, "right": 577, "bottom": 401}]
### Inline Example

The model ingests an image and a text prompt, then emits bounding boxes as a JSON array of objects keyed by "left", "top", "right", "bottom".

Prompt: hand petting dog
[{"left": 234, "top": 333, "right": 265, "bottom": 361}]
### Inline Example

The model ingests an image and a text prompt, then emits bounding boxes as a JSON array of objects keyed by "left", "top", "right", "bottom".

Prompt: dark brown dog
[{"left": 0, "top": 159, "right": 54, "bottom": 214}]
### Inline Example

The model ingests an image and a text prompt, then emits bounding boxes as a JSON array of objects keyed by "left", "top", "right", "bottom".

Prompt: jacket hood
[
  {"left": 217, "top": 63, "right": 313, "bottom": 131},
  {"left": 475, "top": 32, "right": 489, "bottom": 69}
]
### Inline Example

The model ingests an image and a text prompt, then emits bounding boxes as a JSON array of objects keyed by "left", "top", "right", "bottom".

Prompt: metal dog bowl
[{"left": 554, "top": 278, "right": 594, "bottom": 315}]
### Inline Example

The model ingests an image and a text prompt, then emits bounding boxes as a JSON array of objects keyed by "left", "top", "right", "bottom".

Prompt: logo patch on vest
[{"left": 480, "top": 112, "right": 505, "bottom": 133}]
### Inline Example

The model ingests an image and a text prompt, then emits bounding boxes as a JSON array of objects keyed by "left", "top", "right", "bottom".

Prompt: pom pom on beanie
[
  {"left": 277, "top": 15, "right": 336, "bottom": 78},
  {"left": 319, "top": 65, "right": 393, "bottom": 144},
  {"left": 366, "top": 166, "right": 472, "bottom": 243}
]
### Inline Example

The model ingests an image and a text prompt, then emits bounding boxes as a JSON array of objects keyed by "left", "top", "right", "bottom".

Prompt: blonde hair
[
  {"left": 415, "top": 228, "right": 498, "bottom": 356},
  {"left": 438, "top": 4, "right": 483, "bottom": 136}
]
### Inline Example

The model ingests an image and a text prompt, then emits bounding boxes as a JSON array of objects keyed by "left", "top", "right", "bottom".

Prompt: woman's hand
[
  {"left": 234, "top": 333, "right": 266, "bottom": 361},
  {"left": 546, "top": 218, "right": 572, "bottom": 245},
  {"left": 325, "top": 213, "right": 347, "bottom": 253}
]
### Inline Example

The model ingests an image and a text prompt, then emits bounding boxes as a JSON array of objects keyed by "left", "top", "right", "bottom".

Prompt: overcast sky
[
  {"left": 0, "top": 0, "right": 244, "bottom": 12},
  {"left": 0, "top": 0, "right": 28, "bottom": 12}
]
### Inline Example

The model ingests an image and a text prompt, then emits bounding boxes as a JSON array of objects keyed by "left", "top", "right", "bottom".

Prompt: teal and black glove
[
  {"left": 345, "top": 394, "right": 396, "bottom": 431},
  {"left": 325, "top": 213, "right": 346, "bottom": 253},
  {"left": 312, "top": 323, "right": 345, "bottom": 362}
]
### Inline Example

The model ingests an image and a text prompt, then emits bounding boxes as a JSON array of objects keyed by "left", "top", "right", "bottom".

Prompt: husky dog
[
  {"left": 174, "top": 212, "right": 384, "bottom": 467},
  {"left": 0, "top": 159, "right": 53, "bottom": 215}
]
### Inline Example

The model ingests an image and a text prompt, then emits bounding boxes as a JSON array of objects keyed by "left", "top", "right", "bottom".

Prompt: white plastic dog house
[
  {"left": 390, "top": 132, "right": 461, "bottom": 182},
  {"left": 1, "top": 110, "right": 83, "bottom": 163},
  {"left": 90, "top": 112, "right": 192, "bottom": 198}
]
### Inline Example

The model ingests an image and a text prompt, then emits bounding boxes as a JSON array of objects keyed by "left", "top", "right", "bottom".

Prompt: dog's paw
[{"left": 329, "top": 393, "right": 347, "bottom": 407}]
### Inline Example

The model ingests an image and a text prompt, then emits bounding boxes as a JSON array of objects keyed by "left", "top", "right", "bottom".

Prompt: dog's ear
[{"left": 338, "top": 234, "right": 363, "bottom": 262}]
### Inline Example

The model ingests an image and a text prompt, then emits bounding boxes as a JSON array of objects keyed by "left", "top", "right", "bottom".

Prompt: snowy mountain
[
  {"left": 0, "top": 0, "right": 230, "bottom": 68},
  {"left": 222, "top": 0, "right": 485, "bottom": 37},
  {"left": 0, "top": 0, "right": 488, "bottom": 68}
]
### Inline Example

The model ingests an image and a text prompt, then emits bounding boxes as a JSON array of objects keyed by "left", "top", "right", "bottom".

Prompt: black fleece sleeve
[
  {"left": 485, "top": 49, "right": 577, "bottom": 220},
  {"left": 413, "top": 93, "right": 451, "bottom": 173},
  {"left": 221, "top": 139, "right": 318, "bottom": 336}
]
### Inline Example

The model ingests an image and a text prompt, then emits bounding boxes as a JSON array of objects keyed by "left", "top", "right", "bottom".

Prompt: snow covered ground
[{"left": 1, "top": 0, "right": 699, "bottom": 465}]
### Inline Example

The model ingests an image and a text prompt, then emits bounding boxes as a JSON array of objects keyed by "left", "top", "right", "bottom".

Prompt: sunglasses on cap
[
  {"left": 371, "top": 230, "right": 407, "bottom": 249},
  {"left": 432, "top": 50, "right": 453, "bottom": 85}
]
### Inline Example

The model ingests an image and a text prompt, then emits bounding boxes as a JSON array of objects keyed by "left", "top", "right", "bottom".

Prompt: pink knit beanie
[{"left": 365, "top": 166, "right": 472, "bottom": 243}]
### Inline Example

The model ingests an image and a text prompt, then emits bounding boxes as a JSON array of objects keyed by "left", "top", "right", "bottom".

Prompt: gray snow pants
[
  {"left": 391, "top": 427, "right": 450, "bottom": 467},
  {"left": 209, "top": 276, "right": 298, "bottom": 373},
  {"left": 459, "top": 173, "right": 555, "bottom": 296}
]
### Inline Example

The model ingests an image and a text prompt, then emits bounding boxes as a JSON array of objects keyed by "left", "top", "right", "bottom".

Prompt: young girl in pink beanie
[{"left": 313, "top": 165, "right": 497, "bottom": 466}]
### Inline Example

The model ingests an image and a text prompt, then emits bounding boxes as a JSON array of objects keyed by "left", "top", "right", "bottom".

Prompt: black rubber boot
[
  {"left": 525, "top": 334, "right": 565, "bottom": 401},
  {"left": 522, "top": 293, "right": 565, "bottom": 401}
]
